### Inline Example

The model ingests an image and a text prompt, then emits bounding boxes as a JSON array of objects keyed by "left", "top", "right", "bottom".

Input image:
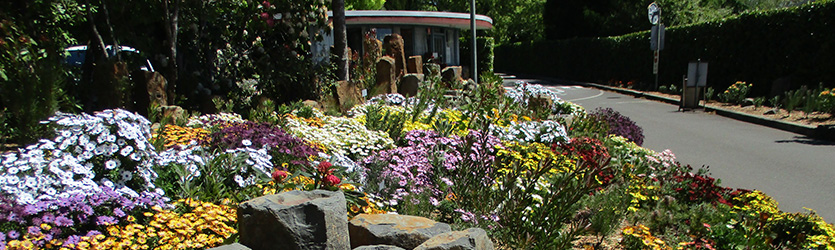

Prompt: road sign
[
  {"left": 687, "top": 60, "right": 709, "bottom": 87},
  {"left": 650, "top": 24, "right": 665, "bottom": 50},
  {"left": 653, "top": 51, "right": 659, "bottom": 74},
  {"left": 648, "top": 2, "right": 661, "bottom": 25}
]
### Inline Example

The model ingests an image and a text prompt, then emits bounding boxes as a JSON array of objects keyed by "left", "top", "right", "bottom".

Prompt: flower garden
[{"left": 1, "top": 76, "right": 834, "bottom": 250}]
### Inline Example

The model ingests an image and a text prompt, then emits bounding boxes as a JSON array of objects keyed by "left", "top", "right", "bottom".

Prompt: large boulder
[
  {"left": 207, "top": 243, "right": 252, "bottom": 250},
  {"left": 407, "top": 56, "right": 423, "bottom": 75},
  {"left": 349, "top": 214, "right": 451, "bottom": 250},
  {"left": 398, "top": 74, "right": 424, "bottom": 98},
  {"left": 413, "top": 228, "right": 494, "bottom": 250},
  {"left": 376, "top": 56, "right": 398, "bottom": 94},
  {"left": 383, "top": 34, "right": 406, "bottom": 77},
  {"left": 335, "top": 80, "right": 365, "bottom": 111},
  {"left": 131, "top": 71, "right": 168, "bottom": 117},
  {"left": 238, "top": 190, "right": 350, "bottom": 250}
]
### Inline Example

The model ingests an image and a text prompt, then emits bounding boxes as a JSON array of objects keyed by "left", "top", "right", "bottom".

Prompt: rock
[
  {"left": 764, "top": 108, "right": 779, "bottom": 115},
  {"left": 131, "top": 71, "right": 168, "bottom": 117},
  {"left": 238, "top": 190, "right": 350, "bottom": 250},
  {"left": 376, "top": 56, "right": 398, "bottom": 94},
  {"left": 335, "top": 80, "right": 365, "bottom": 111},
  {"left": 157, "top": 105, "right": 186, "bottom": 125},
  {"left": 398, "top": 74, "right": 423, "bottom": 98},
  {"left": 407, "top": 56, "right": 423, "bottom": 75},
  {"left": 383, "top": 34, "right": 406, "bottom": 77},
  {"left": 207, "top": 243, "right": 252, "bottom": 250},
  {"left": 413, "top": 228, "right": 494, "bottom": 250},
  {"left": 349, "top": 214, "right": 452, "bottom": 250},
  {"left": 441, "top": 66, "right": 462, "bottom": 87},
  {"left": 302, "top": 100, "right": 323, "bottom": 110},
  {"left": 353, "top": 245, "right": 407, "bottom": 250}
]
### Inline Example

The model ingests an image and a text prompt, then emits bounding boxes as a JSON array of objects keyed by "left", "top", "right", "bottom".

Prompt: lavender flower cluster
[
  {"left": 490, "top": 120, "right": 570, "bottom": 144},
  {"left": 0, "top": 109, "right": 161, "bottom": 206},
  {"left": 361, "top": 130, "right": 500, "bottom": 207},
  {"left": 205, "top": 121, "right": 320, "bottom": 167},
  {"left": 589, "top": 107, "right": 645, "bottom": 146},
  {"left": 0, "top": 186, "right": 167, "bottom": 248}
]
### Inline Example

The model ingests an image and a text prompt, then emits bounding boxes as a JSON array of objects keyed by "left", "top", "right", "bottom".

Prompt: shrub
[
  {"left": 720, "top": 81, "right": 752, "bottom": 105},
  {"left": 589, "top": 108, "right": 644, "bottom": 146}
]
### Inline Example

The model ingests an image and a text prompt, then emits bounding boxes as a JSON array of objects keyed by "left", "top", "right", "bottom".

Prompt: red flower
[
  {"left": 323, "top": 174, "right": 341, "bottom": 187},
  {"left": 272, "top": 169, "right": 288, "bottom": 182},
  {"left": 317, "top": 161, "right": 333, "bottom": 174},
  {"left": 260, "top": 12, "right": 270, "bottom": 20},
  {"left": 262, "top": 1, "right": 271, "bottom": 8}
]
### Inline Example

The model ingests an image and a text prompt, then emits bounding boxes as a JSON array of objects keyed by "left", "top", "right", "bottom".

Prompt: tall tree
[
  {"left": 334, "top": 0, "right": 349, "bottom": 82},
  {"left": 162, "top": 0, "right": 179, "bottom": 104}
]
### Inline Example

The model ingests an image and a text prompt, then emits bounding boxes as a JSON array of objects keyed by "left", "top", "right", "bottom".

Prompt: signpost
[
  {"left": 648, "top": 2, "right": 663, "bottom": 90},
  {"left": 682, "top": 60, "right": 709, "bottom": 110}
]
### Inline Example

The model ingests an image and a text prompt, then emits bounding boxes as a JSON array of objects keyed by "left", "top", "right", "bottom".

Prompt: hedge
[
  {"left": 496, "top": 0, "right": 835, "bottom": 96},
  {"left": 461, "top": 36, "right": 495, "bottom": 80}
]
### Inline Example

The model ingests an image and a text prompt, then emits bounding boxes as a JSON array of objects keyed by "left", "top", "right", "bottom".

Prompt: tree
[{"left": 346, "top": 0, "right": 386, "bottom": 10}]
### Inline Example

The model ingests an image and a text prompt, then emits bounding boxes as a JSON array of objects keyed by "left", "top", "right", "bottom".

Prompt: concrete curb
[{"left": 504, "top": 73, "right": 834, "bottom": 142}]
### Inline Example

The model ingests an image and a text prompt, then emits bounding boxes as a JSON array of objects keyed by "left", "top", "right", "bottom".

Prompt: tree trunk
[
  {"left": 163, "top": 0, "right": 179, "bottom": 105},
  {"left": 333, "top": 0, "right": 349, "bottom": 82}
]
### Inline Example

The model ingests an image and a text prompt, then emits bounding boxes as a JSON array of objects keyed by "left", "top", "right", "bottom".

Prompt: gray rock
[
  {"left": 349, "top": 214, "right": 451, "bottom": 250},
  {"left": 740, "top": 98, "right": 755, "bottom": 107},
  {"left": 238, "top": 190, "right": 350, "bottom": 250},
  {"left": 354, "top": 245, "right": 407, "bottom": 250},
  {"left": 207, "top": 243, "right": 252, "bottom": 250},
  {"left": 413, "top": 228, "right": 494, "bottom": 250},
  {"left": 764, "top": 108, "right": 779, "bottom": 115}
]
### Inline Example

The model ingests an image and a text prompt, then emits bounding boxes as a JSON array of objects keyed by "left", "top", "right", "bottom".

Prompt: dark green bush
[
  {"left": 497, "top": 1, "right": 835, "bottom": 97},
  {"left": 459, "top": 36, "right": 495, "bottom": 80}
]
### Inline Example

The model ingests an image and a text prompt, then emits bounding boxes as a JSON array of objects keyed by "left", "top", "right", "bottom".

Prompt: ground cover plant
[{"left": 1, "top": 78, "right": 834, "bottom": 250}]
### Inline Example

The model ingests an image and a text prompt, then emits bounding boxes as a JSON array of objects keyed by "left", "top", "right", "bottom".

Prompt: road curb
[{"left": 504, "top": 73, "right": 834, "bottom": 142}]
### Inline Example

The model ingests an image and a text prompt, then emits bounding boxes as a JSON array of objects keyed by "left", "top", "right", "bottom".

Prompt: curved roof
[{"left": 329, "top": 10, "right": 493, "bottom": 30}]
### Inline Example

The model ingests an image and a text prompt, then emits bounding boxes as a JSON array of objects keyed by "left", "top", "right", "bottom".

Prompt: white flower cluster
[
  {"left": 367, "top": 93, "right": 407, "bottom": 106},
  {"left": 490, "top": 120, "right": 570, "bottom": 144},
  {"left": 0, "top": 109, "right": 161, "bottom": 205},
  {"left": 284, "top": 115, "right": 393, "bottom": 160},
  {"left": 157, "top": 142, "right": 273, "bottom": 188},
  {"left": 186, "top": 112, "right": 244, "bottom": 128},
  {"left": 505, "top": 81, "right": 586, "bottom": 117}
]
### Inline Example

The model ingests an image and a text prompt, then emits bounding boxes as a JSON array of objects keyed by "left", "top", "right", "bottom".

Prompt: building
[{"left": 316, "top": 10, "right": 493, "bottom": 67}]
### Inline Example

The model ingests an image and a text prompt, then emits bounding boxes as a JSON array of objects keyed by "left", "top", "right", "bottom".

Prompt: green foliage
[
  {"left": 0, "top": 19, "right": 73, "bottom": 144},
  {"left": 705, "top": 87, "right": 716, "bottom": 102},
  {"left": 718, "top": 81, "right": 752, "bottom": 105},
  {"left": 769, "top": 95, "right": 781, "bottom": 109},
  {"left": 155, "top": 149, "right": 270, "bottom": 204},
  {"left": 784, "top": 87, "right": 805, "bottom": 115},
  {"left": 364, "top": 103, "right": 406, "bottom": 141},
  {"left": 346, "top": 0, "right": 386, "bottom": 10},
  {"left": 578, "top": 185, "right": 632, "bottom": 248},
  {"left": 753, "top": 96, "right": 765, "bottom": 108},
  {"left": 500, "top": 0, "right": 835, "bottom": 97},
  {"left": 459, "top": 36, "right": 495, "bottom": 78}
]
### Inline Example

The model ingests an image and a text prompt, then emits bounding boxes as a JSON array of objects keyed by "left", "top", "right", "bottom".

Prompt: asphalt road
[{"left": 504, "top": 76, "right": 835, "bottom": 222}]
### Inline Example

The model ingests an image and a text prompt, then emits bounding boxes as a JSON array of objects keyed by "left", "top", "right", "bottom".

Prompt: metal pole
[{"left": 470, "top": 0, "right": 477, "bottom": 83}]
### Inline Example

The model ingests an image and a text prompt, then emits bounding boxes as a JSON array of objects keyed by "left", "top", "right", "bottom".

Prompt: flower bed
[{"left": 1, "top": 79, "right": 833, "bottom": 250}]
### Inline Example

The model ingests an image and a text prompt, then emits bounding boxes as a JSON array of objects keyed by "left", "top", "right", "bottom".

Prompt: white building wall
[{"left": 414, "top": 28, "right": 428, "bottom": 57}]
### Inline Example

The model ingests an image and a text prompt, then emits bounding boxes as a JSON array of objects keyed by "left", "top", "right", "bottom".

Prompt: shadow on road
[{"left": 775, "top": 136, "right": 835, "bottom": 146}]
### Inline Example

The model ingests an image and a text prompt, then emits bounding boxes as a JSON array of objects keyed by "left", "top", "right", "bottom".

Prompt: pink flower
[
  {"left": 272, "top": 169, "right": 288, "bottom": 182},
  {"left": 262, "top": 1, "right": 271, "bottom": 8},
  {"left": 323, "top": 174, "right": 341, "bottom": 187},
  {"left": 260, "top": 12, "right": 270, "bottom": 20}
]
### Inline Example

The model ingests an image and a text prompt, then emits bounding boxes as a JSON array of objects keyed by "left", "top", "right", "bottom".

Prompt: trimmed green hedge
[
  {"left": 497, "top": 0, "right": 835, "bottom": 96},
  {"left": 461, "top": 36, "right": 495, "bottom": 79}
]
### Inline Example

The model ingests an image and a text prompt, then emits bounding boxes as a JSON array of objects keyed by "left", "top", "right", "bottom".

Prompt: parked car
[{"left": 64, "top": 45, "right": 155, "bottom": 72}]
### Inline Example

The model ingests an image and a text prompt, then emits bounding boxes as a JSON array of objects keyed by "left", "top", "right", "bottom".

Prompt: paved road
[{"left": 504, "top": 77, "right": 835, "bottom": 222}]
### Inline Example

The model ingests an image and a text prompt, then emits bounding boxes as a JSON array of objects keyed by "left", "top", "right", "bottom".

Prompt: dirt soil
[{"left": 641, "top": 91, "right": 835, "bottom": 127}]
